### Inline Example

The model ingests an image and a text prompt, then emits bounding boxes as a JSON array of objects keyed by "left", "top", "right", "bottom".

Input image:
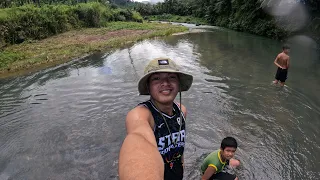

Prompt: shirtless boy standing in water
[{"left": 273, "top": 45, "right": 290, "bottom": 86}]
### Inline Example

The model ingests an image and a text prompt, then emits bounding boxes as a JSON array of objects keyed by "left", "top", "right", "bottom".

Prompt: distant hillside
[{"left": 134, "top": 0, "right": 163, "bottom": 4}]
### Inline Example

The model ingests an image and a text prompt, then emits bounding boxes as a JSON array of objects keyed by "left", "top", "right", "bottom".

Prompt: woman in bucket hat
[{"left": 119, "top": 58, "right": 193, "bottom": 180}]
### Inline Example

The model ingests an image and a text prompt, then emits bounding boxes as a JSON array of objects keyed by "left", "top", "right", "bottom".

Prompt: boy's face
[
  {"left": 220, "top": 147, "right": 236, "bottom": 160},
  {"left": 148, "top": 72, "right": 179, "bottom": 104},
  {"left": 283, "top": 48, "right": 290, "bottom": 54}
]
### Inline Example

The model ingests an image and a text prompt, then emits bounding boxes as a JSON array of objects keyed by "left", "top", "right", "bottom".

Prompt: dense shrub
[
  {"left": 133, "top": 0, "right": 319, "bottom": 42},
  {"left": 0, "top": 2, "right": 143, "bottom": 46}
]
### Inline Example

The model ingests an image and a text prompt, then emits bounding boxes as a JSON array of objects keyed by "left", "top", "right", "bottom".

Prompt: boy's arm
[
  {"left": 274, "top": 55, "right": 283, "bottom": 69},
  {"left": 118, "top": 107, "right": 164, "bottom": 180},
  {"left": 201, "top": 166, "right": 216, "bottom": 180},
  {"left": 287, "top": 57, "right": 290, "bottom": 69},
  {"left": 177, "top": 102, "right": 187, "bottom": 167},
  {"left": 181, "top": 154, "right": 184, "bottom": 167}
]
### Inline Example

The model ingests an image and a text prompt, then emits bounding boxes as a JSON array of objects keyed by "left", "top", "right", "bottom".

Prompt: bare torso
[{"left": 277, "top": 52, "right": 290, "bottom": 69}]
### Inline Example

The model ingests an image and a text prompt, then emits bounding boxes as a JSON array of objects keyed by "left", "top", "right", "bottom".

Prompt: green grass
[
  {"left": 0, "top": 51, "right": 25, "bottom": 69},
  {"left": 0, "top": 22, "right": 188, "bottom": 76},
  {"left": 146, "top": 14, "right": 208, "bottom": 25},
  {"left": 103, "top": 21, "right": 168, "bottom": 30},
  {"left": 0, "top": 2, "right": 144, "bottom": 46}
]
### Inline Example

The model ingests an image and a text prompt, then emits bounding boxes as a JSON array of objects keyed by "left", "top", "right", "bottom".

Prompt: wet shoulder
[
  {"left": 280, "top": 52, "right": 289, "bottom": 60},
  {"left": 127, "top": 105, "right": 154, "bottom": 127}
]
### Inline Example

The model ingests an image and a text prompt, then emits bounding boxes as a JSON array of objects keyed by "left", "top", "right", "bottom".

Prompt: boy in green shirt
[{"left": 201, "top": 137, "right": 240, "bottom": 180}]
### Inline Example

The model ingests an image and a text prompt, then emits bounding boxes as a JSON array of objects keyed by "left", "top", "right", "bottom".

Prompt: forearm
[
  {"left": 181, "top": 154, "right": 184, "bottom": 165},
  {"left": 274, "top": 61, "right": 282, "bottom": 68},
  {"left": 119, "top": 133, "right": 164, "bottom": 180},
  {"left": 202, "top": 167, "right": 215, "bottom": 180}
]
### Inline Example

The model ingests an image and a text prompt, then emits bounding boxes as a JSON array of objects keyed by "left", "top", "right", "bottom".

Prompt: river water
[{"left": 0, "top": 26, "right": 319, "bottom": 180}]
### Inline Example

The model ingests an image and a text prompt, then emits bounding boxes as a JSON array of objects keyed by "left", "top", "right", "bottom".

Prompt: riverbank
[
  {"left": 0, "top": 22, "right": 188, "bottom": 78},
  {"left": 146, "top": 14, "right": 208, "bottom": 25}
]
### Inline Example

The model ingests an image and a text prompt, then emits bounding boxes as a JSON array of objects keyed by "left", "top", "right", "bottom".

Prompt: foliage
[
  {"left": 131, "top": 0, "right": 319, "bottom": 41},
  {"left": 0, "top": 2, "right": 143, "bottom": 46},
  {"left": 147, "top": 14, "right": 207, "bottom": 25}
]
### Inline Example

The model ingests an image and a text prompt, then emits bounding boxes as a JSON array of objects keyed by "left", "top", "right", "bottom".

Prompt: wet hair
[
  {"left": 221, "top": 137, "right": 238, "bottom": 150},
  {"left": 282, "top": 44, "right": 290, "bottom": 50}
]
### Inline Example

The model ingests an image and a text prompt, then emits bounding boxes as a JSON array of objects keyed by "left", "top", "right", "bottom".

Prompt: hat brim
[{"left": 138, "top": 69, "right": 193, "bottom": 95}]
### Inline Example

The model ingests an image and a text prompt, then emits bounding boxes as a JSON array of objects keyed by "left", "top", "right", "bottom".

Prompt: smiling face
[{"left": 148, "top": 72, "right": 179, "bottom": 105}]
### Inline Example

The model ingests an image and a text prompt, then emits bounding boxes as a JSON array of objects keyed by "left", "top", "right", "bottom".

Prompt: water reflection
[{"left": 0, "top": 28, "right": 319, "bottom": 180}]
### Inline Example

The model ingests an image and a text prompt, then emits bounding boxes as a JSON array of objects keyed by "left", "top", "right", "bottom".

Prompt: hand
[{"left": 229, "top": 159, "right": 240, "bottom": 168}]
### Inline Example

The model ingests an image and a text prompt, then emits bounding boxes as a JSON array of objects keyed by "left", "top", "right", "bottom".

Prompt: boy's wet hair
[
  {"left": 221, "top": 137, "right": 238, "bottom": 150},
  {"left": 282, "top": 44, "right": 290, "bottom": 50}
]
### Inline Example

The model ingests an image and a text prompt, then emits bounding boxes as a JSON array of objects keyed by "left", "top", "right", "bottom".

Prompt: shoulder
[
  {"left": 204, "top": 151, "right": 220, "bottom": 165},
  {"left": 127, "top": 105, "right": 151, "bottom": 120},
  {"left": 282, "top": 53, "right": 289, "bottom": 60},
  {"left": 209, "top": 150, "right": 220, "bottom": 160},
  {"left": 175, "top": 102, "right": 187, "bottom": 117},
  {"left": 126, "top": 105, "right": 153, "bottom": 132},
  {"left": 278, "top": 53, "right": 284, "bottom": 57}
]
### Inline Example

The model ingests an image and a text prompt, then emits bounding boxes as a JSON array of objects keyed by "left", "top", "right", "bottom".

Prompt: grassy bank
[
  {"left": 0, "top": 2, "right": 143, "bottom": 46},
  {"left": 146, "top": 14, "right": 208, "bottom": 25},
  {"left": 0, "top": 22, "right": 188, "bottom": 77}
]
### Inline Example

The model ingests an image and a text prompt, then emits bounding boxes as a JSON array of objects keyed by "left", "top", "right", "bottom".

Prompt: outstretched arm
[
  {"left": 177, "top": 103, "right": 187, "bottom": 166},
  {"left": 118, "top": 107, "right": 164, "bottom": 180}
]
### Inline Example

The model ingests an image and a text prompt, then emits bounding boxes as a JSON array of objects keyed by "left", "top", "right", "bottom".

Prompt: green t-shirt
[{"left": 201, "top": 150, "right": 227, "bottom": 174}]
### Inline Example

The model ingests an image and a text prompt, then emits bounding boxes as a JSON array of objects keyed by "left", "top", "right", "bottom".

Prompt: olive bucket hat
[{"left": 138, "top": 58, "right": 193, "bottom": 95}]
